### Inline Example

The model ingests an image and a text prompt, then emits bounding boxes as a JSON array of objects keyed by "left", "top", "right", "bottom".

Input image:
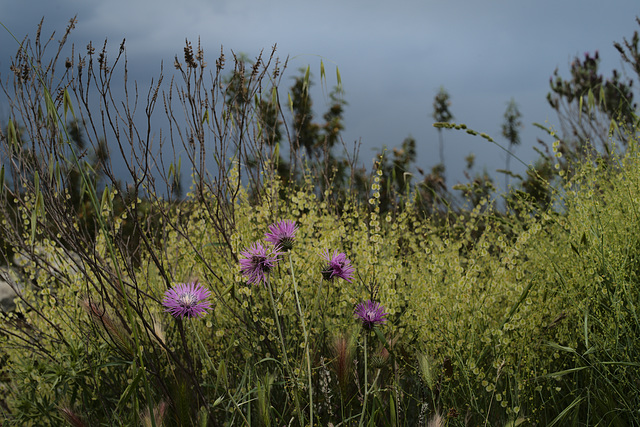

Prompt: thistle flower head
[
  {"left": 240, "top": 241, "right": 281, "bottom": 285},
  {"left": 321, "top": 249, "right": 355, "bottom": 282},
  {"left": 265, "top": 219, "right": 298, "bottom": 251},
  {"left": 162, "top": 282, "right": 212, "bottom": 319},
  {"left": 354, "top": 299, "right": 388, "bottom": 330}
]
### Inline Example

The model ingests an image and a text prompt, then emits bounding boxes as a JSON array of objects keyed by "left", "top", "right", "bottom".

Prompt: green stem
[
  {"left": 289, "top": 251, "right": 313, "bottom": 426},
  {"left": 359, "top": 332, "right": 368, "bottom": 427},
  {"left": 266, "top": 277, "right": 304, "bottom": 426},
  {"left": 191, "top": 321, "right": 214, "bottom": 375},
  {"left": 190, "top": 322, "right": 252, "bottom": 425},
  {"left": 310, "top": 279, "right": 325, "bottom": 326},
  {"left": 227, "top": 390, "right": 250, "bottom": 426}
]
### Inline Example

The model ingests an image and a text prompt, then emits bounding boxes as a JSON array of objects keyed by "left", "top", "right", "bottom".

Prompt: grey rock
[{"left": 0, "top": 267, "right": 22, "bottom": 312}]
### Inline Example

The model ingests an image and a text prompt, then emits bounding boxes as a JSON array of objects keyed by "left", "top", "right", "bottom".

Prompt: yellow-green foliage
[{"left": 3, "top": 139, "right": 640, "bottom": 424}]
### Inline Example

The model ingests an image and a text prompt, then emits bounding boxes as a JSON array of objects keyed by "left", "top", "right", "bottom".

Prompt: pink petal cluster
[
  {"left": 321, "top": 249, "right": 355, "bottom": 282},
  {"left": 162, "top": 282, "right": 212, "bottom": 319},
  {"left": 239, "top": 241, "right": 282, "bottom": 285},
  {"left": 265, "top": 219, "right": 298, "bottom": 251},
  {"left": 354, "top": 300, "right": 388, "bottom": 330}
]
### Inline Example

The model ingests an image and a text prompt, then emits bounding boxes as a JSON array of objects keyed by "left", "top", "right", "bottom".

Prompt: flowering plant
[{"left": 162, "top": 282, "right": 212, "bottom": 319}]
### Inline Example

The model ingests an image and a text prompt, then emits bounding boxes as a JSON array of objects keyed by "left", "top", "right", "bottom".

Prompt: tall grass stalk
[
  {"left": 358, "top": 332, "right": 368, "bottom": 427},
  {"left": 288, "top": 251, "right": 314, "bottom": 426},
  {"left": 265, "top": 276, "right": 304, "bottom": 425},
  {"left": 190, "top": 321, "right": 215, "bottom": 374}
]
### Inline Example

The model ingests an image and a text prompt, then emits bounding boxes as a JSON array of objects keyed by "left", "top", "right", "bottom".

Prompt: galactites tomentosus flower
[
  {"left": 354, "top": 300, "right": 388, "bottom": 330},
  {"left": 162, "top": 282, "right": 212, "bottom": 319},
  {"left": 240, "top": 241, "right": 282, "bottom": 285},
  {"left": 265, "top": 219, "right": 298, "bottom": 251},
  {"left": 321, "top": 249, "right": 355, "bottom": 282}
]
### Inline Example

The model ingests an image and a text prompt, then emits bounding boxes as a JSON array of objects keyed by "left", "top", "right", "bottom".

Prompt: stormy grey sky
[{"left": 1, "top": 1, "right": 639, "bottom": 189}]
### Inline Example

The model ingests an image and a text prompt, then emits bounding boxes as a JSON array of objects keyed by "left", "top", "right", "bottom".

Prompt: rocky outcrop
[
  {"left": 1, "top": 245, "right": 81, "bottom": 313},
  {"left": 0, "top": 267, "right": 22, "bottom": 312}
]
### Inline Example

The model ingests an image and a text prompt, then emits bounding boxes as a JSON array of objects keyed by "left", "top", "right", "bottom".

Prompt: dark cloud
[{"left": 2, "top": 0, "right": 639, "bottom": 187}]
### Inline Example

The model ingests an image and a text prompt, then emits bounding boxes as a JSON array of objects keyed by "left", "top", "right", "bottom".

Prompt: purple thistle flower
[
  {"left": 162, "top": 282, "right": 212, "bottom": 319},
  {"left": 239, "top": 241, "right": 281, "bottom": 285},
  {"left": 354, "top": 300, "right": 388, "bottom": 330},
  {"left": 321, "top": 249, "right": 355, "bottom": 283},
  {"left": 265, "top": 219, "right": 298, "bottom": 251}
]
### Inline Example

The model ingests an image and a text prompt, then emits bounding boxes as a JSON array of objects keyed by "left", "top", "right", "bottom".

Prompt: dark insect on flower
[
  {"left": 162, "top": 282, "right": 212, "bottom": 319},
  {"left": 354, "top": 300, "right": 388, "bottom": 330},
  {"left": 265, "top": 219, "right": 298, "bottom": 251},
  {"left": 321, "top": 249, "right": 355, "bottom": 282},
  {"left": 239, "top": 241, "right": 281, "bottom": 285}
]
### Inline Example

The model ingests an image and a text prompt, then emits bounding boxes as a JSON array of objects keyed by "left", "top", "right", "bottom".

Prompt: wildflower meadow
[{"left": 2, "top": 17, "right": 640, "bottom": 426}]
